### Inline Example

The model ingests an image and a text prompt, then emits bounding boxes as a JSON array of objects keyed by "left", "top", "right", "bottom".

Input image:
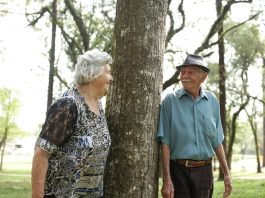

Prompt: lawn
[
  {"left": 213, "top": 179, "right": 265, "bottom": 198},
  {"left": 0, "top": 154, "right": 32, "bottom": 198},
  {"left": 1, "top": 153, "right": 265, "bottom": 197},
  {"left": 0, "top": 171, "right": 31, "bottom": 198}
]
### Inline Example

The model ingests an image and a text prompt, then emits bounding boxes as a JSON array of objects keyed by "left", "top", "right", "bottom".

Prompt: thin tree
[
  {"left": 244, "top": 100, "right": 262, "bottom": 173},
  {"left": 263, "top": 57, "right": 265, "bottom": 167},
  {"left": 225, "top": 22, "right": 262, "bottom": 169},
  {"left": 216, "top": 0, "right": 227, "bottom": 180},
  {"left": 0, "top": 88, "right": 20, "bottom": 170},
  {"left": 47, "top": 0, "right": 57, "bottom": 108}
]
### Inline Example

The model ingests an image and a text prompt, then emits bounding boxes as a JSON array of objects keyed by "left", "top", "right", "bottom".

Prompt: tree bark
[{"left": 104, "top": 0, "right": 167, "bottom": 197}]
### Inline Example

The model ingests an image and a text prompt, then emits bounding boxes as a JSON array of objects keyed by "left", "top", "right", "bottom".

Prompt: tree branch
[
  {"left": 57, "top": 23, "right": 82, "bottom": 66},
  {"left": 204, "top": 12, "right": 261, "bottom": 50},
  {"left": 163, "top": 0, "right": 254, "bottom": 90},
  {"left": 165, "top": 0, "right": 185, "bottom": 48},
  {"left": 64, "top": 0, "right": 90, "bottom": 51},
  {"left": 227, "top": 87, "right": 265, "bottom": 105},
  {"left": 54, "top": 67, "right": 70, "bottom": 89},
  {"left": 163, "top": 70, "right": 180, "bottom": 91},
  {"left": 26, "top": 6, "right": 51, "bottom": 26},
  {"left": 194, "top": 0, "right": 237, "bottom": 54}
]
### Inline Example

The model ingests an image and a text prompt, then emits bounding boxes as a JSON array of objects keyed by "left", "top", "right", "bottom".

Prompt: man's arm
[
  {"left": 31, "top": 146, "right": 51, "bottom": 198},
  {"left": 215, "top": 144, "right": 232, "bottom": 198},
  {"left": 161, "top": 143, "right": 174, "bottom": 198}
]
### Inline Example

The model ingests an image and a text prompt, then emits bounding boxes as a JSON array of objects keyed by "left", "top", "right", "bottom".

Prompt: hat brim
[{"left": 176, "top": 64, "right": 210, "bottom": 73}]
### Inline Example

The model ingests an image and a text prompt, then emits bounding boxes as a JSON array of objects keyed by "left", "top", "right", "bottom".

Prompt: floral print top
[{"left": 36, "top": 87, "right": 111, "bottom": 198}]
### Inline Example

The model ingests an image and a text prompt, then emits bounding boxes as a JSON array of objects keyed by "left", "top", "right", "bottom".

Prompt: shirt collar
[{"left": 177, "top": 88, "right": 208, "bottom": 100}]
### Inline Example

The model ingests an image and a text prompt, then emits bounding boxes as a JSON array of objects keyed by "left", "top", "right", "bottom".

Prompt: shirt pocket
[{"left": 201, "top": 115, "right": 216, "bottom": 137}]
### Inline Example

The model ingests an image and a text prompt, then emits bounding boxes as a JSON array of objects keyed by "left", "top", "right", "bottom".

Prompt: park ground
[{"left": 1, "top": 140, "right": 265, "bottom": 197}]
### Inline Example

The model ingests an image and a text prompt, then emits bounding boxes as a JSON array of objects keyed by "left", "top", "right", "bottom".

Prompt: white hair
[{"left": 74, "top": 49, "right": 113, "bottom": 85}]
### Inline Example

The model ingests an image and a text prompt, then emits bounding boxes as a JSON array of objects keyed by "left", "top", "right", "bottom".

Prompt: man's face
[{"left": 179, "top": 66, "right": 207, "bottom": 96}]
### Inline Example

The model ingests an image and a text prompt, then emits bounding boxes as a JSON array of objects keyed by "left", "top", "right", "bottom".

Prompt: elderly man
[{"left": 157, "top": 54, "right": 232, "bottom": 198}]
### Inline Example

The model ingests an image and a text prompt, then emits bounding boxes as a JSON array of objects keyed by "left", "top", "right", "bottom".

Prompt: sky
[
  {"left": 0, "top": 0, "right": 264, "bottom": 134},
  {"left": 0, "top": 1, "right": 50, "bottom": 132}
]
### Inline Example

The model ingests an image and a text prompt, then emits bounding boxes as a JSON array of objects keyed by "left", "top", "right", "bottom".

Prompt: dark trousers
[
  {"left": 44, "top": 194, "right": 104, "bottom": 198},
  {"left": 170, "top": 160, "right": 214, "bottom": 198}
]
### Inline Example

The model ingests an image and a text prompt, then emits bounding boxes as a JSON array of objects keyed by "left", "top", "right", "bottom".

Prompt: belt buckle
[{"left": 185, "top": 160, "right": 190, "bottom": 167}]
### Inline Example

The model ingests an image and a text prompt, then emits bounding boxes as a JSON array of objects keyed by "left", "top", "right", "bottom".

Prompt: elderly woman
[{"left": 31, "top": 49, "right": 113, "bottom": 198}]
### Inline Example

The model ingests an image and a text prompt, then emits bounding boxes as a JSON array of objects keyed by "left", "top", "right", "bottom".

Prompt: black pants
[
  {"left": 170, "top": 160, "right": 214, "bottom": 198},
  {"left": 44, "top": 195, "right": 104, "bottom": 198}
]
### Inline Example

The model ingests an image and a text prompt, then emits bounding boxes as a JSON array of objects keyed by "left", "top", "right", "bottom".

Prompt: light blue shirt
[{"left": 157, "top": 88, "right": 224, "bottom": 160}]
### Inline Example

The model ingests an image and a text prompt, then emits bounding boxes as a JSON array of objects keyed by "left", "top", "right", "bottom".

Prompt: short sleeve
[
  {"left": 213, "top": 98, "right": 224, "bottom": 149},
  {"left": 38, "top": 97, "right": 78, "bottom": 149}
]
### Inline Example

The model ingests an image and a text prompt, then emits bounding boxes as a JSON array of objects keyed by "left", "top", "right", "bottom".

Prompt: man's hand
[
  {"left": 161, "top": 179, "right": 174, "bottom": 198},
  {"left": 223, "top": 174, "right": 232, "bottom": 198}
]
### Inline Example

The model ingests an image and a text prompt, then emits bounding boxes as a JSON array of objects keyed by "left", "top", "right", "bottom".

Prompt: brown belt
[{"left": 175, "top": 158, "right": 212, "bottom": 168}]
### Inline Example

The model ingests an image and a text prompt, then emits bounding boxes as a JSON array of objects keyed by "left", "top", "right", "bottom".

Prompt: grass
[
  {"left": 0, "top": 173, "right": 31, "bottom": 198},
  {"left": 1, "top": 153, "right": 265, "bottom": 197},
  {"left": 0, "top": 153, "right": 32, "bottom": 198},
  {"left": 213, "top": 179, "right": 265, "bottom": 198}
]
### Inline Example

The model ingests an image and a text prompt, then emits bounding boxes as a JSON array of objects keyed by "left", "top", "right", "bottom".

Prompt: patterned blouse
[{"left": 36, "top": 87, "right": 111, "bottom": 198}]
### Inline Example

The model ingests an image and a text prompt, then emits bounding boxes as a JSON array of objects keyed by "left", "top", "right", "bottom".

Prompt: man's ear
[{"left": 201, "top": 72, "right": 208, "bottom": 82}]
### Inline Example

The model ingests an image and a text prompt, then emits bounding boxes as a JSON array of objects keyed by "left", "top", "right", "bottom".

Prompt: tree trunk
[
  {"left": 227, "top": 98, "right": 249, "bottom": 170},
  {"left": 216, "top": 0, "right": 227, "bottom": 180},
  {"left": 47, "top": 0, "right": 57, "bottom": 108},
  {"left": 0, "top": 124, "right": 8, "bottom": 170},
  {"left": 253, "top": 124, "right": 262, "bottom": 173},
  {"left": 262, "top": 57, "right": 265, "bottom": 167},
  {"left": 104, "top": 0, "right": 167, "bottom": 197},
  {"left": 245, "top": 106, "right": 262, "bottom": 173}
]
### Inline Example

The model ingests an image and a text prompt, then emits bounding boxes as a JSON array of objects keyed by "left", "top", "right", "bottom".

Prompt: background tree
[
  {"left": 104, "top": 0, "right": 167, "bottom": 197},
  {"left": 244, "top": 99, "right": 262, "bottom": 173},
  {"left": 263, "top": 56, "right": 265, "bottom": 167},
  {"left": 0, "top": 88, "right": 20, "bottom": 170},
  {"left": 163, "top": 0, "right": 257, "bottom": 91},
  {"left": 225, "top": 22, "right": 262, "bottom": 169},
  {"left": 26, "top": 0, "right": 115, "bottom": 101},
  {"left": 216, "top": 0, "right": 227, "bottom": 180},
  {"left": 47, "top": 0, "right": 57, "bottom": 108}
]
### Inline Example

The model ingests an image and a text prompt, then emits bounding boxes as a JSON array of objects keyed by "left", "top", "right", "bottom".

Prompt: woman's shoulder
[{"left": 48, "top": 95, "right": 77, "bottom": 113}]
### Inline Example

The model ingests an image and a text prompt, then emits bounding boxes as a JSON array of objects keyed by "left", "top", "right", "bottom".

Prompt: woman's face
[{"left": 91, "top": 64, "right": 113, "bottom": 97}]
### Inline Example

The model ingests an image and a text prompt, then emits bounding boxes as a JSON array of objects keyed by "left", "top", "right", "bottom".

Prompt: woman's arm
[{"left": 31, "top": 147, "right": 51, "bottom": 198}]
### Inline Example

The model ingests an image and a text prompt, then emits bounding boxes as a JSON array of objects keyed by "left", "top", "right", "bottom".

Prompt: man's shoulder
[
  {"left": 202, "top": 89, "right": 219, "bottom": 104},
  {"left": 203, "top": 89, "right": 217, "bottom": 98},
  {"left": 163, "top": 90, "right": 179, "bottom": 101}
]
